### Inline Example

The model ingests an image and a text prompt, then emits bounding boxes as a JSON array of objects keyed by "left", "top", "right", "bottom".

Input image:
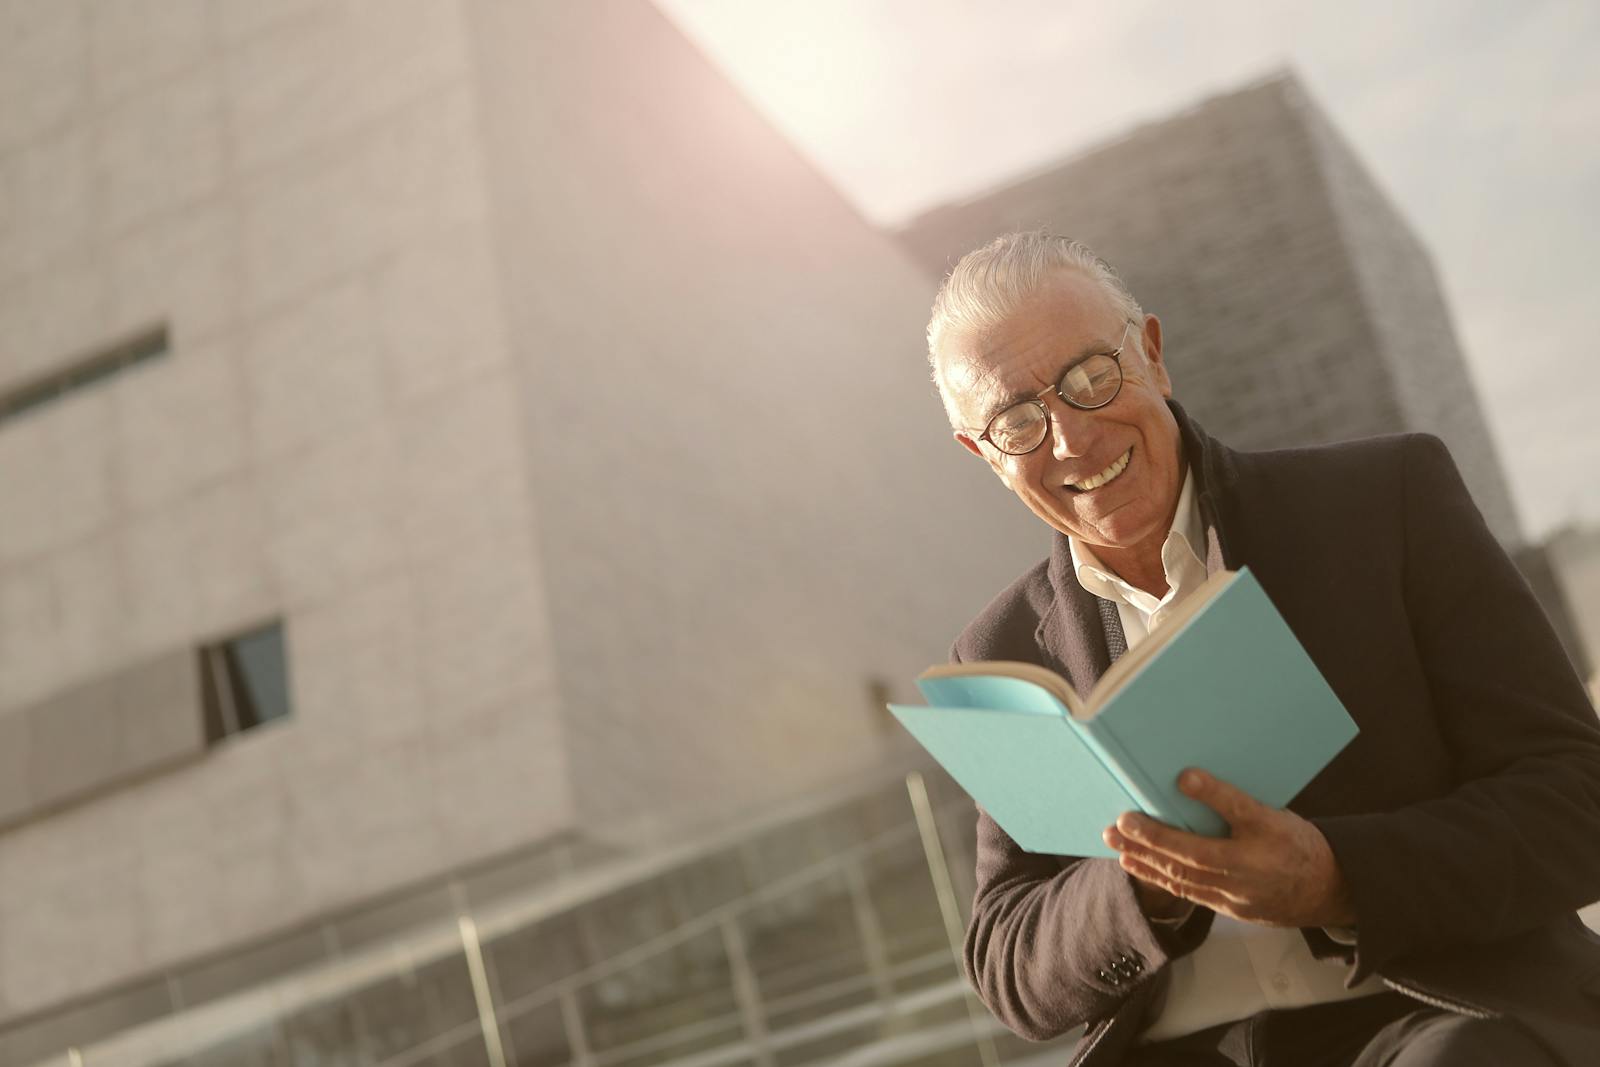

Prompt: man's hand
[
  {"left": 1130, "top": 878, "right": 1193, "bottom": 921},
  {"left": 1102, "top": 768, "right": 1357, "bottom": 929}
]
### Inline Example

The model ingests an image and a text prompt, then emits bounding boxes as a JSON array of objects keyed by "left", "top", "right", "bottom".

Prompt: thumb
[{"left": 1180, "top": 768, "right": 1266, "bottom": 829}]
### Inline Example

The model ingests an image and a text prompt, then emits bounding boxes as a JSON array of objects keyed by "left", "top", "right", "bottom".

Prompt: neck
[
  {"left": 1093, "top": 542, "right": 1170, "bottom": 599},
  {"left": 1085, "top": 451, "right": 1188, "bottom": 599}
]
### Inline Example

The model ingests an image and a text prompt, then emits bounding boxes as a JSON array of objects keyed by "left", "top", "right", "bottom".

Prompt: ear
[
  {"left": 955, "top": 430, "right": 984, "bottom": 458},
  {"left": 1138, "top": 314, "right": 1172, "bottom": 397}
]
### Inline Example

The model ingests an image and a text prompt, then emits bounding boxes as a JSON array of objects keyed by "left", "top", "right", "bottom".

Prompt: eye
[
  {"left": 1061, "top": 353, "right": 1120, "bottom": 406},
  {"left": 985, "top": 402, "right": 1047, "bottom": 454}
]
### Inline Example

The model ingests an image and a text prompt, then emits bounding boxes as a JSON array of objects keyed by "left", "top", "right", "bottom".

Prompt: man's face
[{"left": 940, "top": 269, "right": 1185, "bottom": 559}]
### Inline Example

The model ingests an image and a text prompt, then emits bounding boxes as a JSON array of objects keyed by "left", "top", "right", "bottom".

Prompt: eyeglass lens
[{"left": 985, "top": 353, "right": 1122, "bottom": 455}]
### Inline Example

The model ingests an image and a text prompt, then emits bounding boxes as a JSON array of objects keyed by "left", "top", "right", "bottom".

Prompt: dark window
[
  {"left": 0, "top": 325, "right": 170, "bottom": 427},
  {"left": 201, "top": 621, "right": 292, "bottom": 743}
]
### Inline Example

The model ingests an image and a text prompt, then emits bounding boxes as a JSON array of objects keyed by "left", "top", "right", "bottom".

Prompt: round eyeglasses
[{"left": 975, "top": 319, "right": 1137, "bottom": 456}]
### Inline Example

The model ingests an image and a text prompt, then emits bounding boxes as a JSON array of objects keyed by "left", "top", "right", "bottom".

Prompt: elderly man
[{"left": 930, "top": 231, "right": 1600, "bottom": 1066}]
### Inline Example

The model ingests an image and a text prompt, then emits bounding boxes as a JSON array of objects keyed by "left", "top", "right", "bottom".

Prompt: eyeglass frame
[{"left": 972, "top": 318, "right": 1140, "bottom": 456}]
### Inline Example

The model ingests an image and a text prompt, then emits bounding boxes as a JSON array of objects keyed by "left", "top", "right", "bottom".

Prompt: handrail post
[
  {"left": 907, "top": 771, "right": 1000, "bottom": 1067},
  {"left": 558, "top": 985, "right": 594, "bottom": 1067},
  {"left": 719, "top": 915, "right": 775, "bottom": 1067},
  {"left": 842, "top": 859, "right": 898, "bottom": 1025},
  {"left": 457, "top": 914, "right": 508, "bottom": 1067}
]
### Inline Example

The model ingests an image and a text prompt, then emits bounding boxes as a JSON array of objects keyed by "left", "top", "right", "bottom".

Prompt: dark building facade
[{"left": 897, "top": 71, "right": 1523, "bottom": 549}]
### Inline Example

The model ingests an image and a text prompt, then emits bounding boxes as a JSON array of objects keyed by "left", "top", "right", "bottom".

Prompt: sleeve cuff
[
  {"left": 1148, "top": 904, "right": 1197, "bottom": 928},
  {"left": 1322, "top": 925, "right": 1359, "bottom": 946}
]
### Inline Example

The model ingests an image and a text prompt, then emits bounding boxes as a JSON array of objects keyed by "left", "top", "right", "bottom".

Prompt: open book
[{"left": 888, "top": 567, "right": 1357, "bottom": 857}]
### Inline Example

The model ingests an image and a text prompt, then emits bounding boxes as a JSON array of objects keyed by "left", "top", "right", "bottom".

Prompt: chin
[{"left": 1087, "top": 502, "right": 1164, "bottom": 548}]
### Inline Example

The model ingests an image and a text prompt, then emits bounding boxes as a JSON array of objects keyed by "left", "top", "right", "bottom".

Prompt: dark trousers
[{"left": 1124, "top": 992, "right": 1563, "bottom": 1066}]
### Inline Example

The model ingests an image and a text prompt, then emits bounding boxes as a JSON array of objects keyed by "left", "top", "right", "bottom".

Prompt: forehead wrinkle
[
  {"left": 939, "top": 272, "right": 1128, "bottom": 427},
  {"left": 940, "top": 356, "right": 1011, "bottom": 428},
  {"left": 973, "top": 326, "right": 1120, "bottom": 423}
]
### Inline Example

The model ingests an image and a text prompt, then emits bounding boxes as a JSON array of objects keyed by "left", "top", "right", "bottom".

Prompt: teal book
[{"left": 888, "top": 567, "right": 1357, "bottom": 857}]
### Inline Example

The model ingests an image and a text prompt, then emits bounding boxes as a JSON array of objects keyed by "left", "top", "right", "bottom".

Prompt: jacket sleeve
[
  {"left": 963, "top": 805, "right": 1210, "bottom": 1039},
  {"left": 1313, "top": 433, "right": 1600, "bottom": 980}
]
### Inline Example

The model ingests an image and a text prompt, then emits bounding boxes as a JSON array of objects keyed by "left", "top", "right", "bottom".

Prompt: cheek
[
  {"left": 1002, "top": 459, "right": 1050, "bottom": 496},
  {"left": 1014, "top": 470, "right": 1064, "bottom": 510}
]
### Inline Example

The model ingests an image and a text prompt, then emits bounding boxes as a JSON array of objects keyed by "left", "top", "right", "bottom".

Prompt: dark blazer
[{"left": 955, "top": 401, "right": 1600, "bottom": 1066}]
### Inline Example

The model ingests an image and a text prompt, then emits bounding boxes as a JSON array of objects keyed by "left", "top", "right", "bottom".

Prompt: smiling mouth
[{"left": 1065, "top": 448, "right": 1133, "bottom": 493}]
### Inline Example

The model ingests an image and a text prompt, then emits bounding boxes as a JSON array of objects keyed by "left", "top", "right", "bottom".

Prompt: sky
[{"left": 654, "top": 0, "right": 1600, "bottom": 541}]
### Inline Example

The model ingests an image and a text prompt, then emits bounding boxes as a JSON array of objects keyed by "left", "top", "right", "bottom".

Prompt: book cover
[{"left": 888, "top": 568, "right": 1357, "bottom": 857}]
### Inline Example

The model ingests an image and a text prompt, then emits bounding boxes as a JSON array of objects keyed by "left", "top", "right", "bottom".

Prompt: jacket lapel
[{"left": 1035, "top": 531, "right": 1115, "bottom": 700}]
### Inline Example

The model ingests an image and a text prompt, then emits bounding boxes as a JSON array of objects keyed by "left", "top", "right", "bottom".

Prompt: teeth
[{"left": 1070, "top": 449, "right": 1131, "bottom": 491}]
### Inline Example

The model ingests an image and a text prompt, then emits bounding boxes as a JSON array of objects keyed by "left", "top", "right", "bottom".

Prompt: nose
[{"left": 1045, "top": 394, "right": 1093, "bottom": 461}]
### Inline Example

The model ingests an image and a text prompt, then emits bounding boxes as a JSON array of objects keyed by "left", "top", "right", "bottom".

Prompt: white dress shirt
[{"left": 1067, "top": 466, "right": 1386, "bottom": 1042}]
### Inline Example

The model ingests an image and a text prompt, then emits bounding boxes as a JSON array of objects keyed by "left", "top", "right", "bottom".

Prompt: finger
[
  {"left": 1120, "top": 854, "right": 1249, "bottom": 920},
  {"left": 1179, "top": 768, "right": 1269, "bottom": 830},
  {"left": 1115, "top": 812, "right": 1234, "bottom": 873},
  {"left": 1167, "top": 882, "right": 1256, "bottom": 924},
  {"left": 1117, "top": 847, "right": 1236, "bottom": 896},
  {"left": 1118, "top": 852, "right": 1191, "bottom": 902},
  {"left": 1119, "top": 853, "right": 1255, "bottom": 920},
  {"left": 1102, "top": 824, "right": 1142, "bottom": 853},
  {"left": 1107, "top": 824, "right": 1231, "bottom": 886}
]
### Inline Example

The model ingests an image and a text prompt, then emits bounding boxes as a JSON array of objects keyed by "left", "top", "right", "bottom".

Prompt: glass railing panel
[
  {"left": 0, "top": 771, "right": 996, "bottom": 1067},
  {"left": 657, "top": 846, "right": 751, "bottom": 918},
  {"left": 483, "top": 912, "right": 585, "bottom": 1006},
  {"left": 772, "top": 1015, "right": 890, "bottom": 1067},
  {"left": 575, "top": 926, "right": 742, "bottom": 1067},
  {"left": 741, "top": 870, "right": 871, "bottom": 1031},
  {"left": 806, "top": 785, "right": 914, "bottom": 859},
  {"left": 428, "top": 1025, "right": 491, "bottom": 1067},
  {"left": 277, "top": 994, "right": 364, "bottom": 1065},
  {"left": 0, "top": 974, "right": 175, "bottom": 1067},
  {"left": 859, "top": 836, "right": 950, "bottom": 988},
  {"left": 184, "top": 1020, "right": 286, "bottom": 1067},
  {"left": 496, "top": 998, "right": 568, "bottom": 1067},
  {"left": 736, "top": 815, "right": 834, "bottom": 890},
  {"left": 581, "top": 882, "right": 685, "bottom": 971}
]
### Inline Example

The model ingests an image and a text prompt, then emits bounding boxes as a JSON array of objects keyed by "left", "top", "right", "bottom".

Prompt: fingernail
[{"left": 1180, "top": 770, "right": 1203, "bottom": 792}]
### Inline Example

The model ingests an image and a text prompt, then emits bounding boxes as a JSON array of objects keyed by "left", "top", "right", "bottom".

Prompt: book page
[
  {"left": 1082, "top": 569, "right": 1237, "bottom": 717},
  {"left": 919, "top": 660, "right": 1086, "bottom": 718}
]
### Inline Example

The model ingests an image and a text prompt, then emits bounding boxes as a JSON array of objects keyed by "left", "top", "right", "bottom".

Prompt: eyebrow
[{"left": 981, "top": 336, "right": 1120, "bottom": 426}]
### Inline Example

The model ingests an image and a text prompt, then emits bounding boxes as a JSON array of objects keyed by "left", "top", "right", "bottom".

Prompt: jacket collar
[{"left": 1036, "top": 399, "right": 1240, "bottom": 696}]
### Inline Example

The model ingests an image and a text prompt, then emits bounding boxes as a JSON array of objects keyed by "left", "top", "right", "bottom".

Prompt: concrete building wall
[
  {"left": 0, "top": 0, "right": 570, "bottom": 1018},
  {"left": 461, "top": 0, "right": 1043, "bottom": 843},
  {"left": 0, "top": 0, "right": 1047, "bottom": 1022},
  {"left": 896, "top": 73, "right": 1522, "bottom": 546}
]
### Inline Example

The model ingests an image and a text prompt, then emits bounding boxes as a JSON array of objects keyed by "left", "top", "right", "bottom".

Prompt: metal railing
[{"left": 21, "top": 770, "right": 1067, "bottom": 1067}]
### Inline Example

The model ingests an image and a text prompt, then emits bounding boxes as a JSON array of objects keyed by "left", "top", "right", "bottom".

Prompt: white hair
[{"left": 925, "top": 232, "right": 1144, "bottom": 421}]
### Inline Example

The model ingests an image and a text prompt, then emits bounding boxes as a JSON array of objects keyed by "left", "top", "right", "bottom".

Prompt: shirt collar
[{"left": 1068, "top": 464, "right": 1200, "bottom": 603}]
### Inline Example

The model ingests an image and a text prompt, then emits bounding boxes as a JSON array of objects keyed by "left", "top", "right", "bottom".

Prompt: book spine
[{"left": 1074, "top": 719, "right": 1178, "bottom": 823}]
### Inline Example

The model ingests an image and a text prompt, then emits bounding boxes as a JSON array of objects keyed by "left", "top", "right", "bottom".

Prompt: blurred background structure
[
  {"left": 896, "top": 71, "right": 1592, "bottom": 671},
  {"left": 0, "top": 2, "right": 1596, "bottom": 1066}
]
